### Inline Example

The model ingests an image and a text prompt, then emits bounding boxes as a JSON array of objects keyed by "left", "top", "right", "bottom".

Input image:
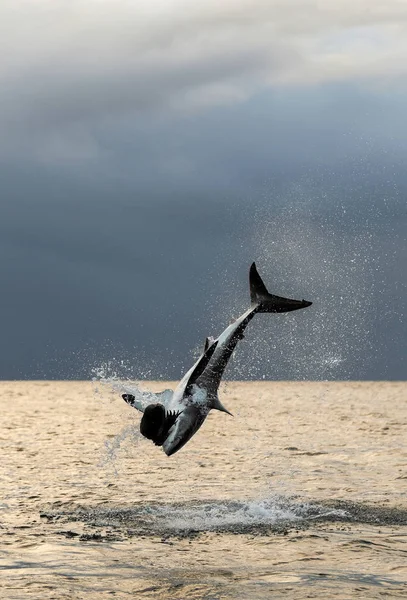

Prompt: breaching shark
[{"left": 121, "top": 263, "right": 312, "bottom": 456}]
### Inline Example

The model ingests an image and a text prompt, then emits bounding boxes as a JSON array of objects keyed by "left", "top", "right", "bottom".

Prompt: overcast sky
[{"left": 1, "top": 0, "right": 406, "bottom": 380}]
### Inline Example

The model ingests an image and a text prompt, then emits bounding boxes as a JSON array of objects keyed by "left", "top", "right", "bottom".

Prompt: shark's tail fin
[{"left": 249, "top": 262, "right": 312, "bottom": 313}]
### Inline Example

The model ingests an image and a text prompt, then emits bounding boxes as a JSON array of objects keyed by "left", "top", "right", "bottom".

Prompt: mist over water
[
  {"left": 251, "top": 214, "right": 376, "bottom": 381},
  {"left": 232, "top": 184, "right": 399, "bottom": 382}
]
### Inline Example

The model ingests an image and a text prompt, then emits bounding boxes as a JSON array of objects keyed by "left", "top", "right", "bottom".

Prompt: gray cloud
[{"left": 1, "top": 0, "right": 407, "bottom": 156}]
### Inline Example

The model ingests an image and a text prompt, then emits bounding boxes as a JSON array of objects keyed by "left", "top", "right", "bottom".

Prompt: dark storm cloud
[{"left": 0, "top": 1, "right": 406, "bottom": 380}]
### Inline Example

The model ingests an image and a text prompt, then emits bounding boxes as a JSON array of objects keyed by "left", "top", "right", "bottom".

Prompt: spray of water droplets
[
  {"left": 209, "top": 188, "right": 381, "bottom": 381},
  {"left": 91, "top": 360, "right": 170, "bottom": 473}
]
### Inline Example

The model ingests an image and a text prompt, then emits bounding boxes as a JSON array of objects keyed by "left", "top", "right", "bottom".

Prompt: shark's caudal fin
[{"left": 249, "top": 262, "right": 312, "bottom": 313}]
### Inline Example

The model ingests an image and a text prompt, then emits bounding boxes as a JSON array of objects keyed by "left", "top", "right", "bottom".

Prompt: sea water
[{"left": 1, "top": 380, "right": 406, "bottom": 599}]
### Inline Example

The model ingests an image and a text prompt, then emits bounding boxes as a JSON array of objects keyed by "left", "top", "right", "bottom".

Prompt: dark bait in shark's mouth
[{"left": 121, "top": 262, "right": 312, "bottom": 456}]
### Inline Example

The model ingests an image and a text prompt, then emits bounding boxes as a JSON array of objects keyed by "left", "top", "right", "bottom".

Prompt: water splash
[
  {"left": 152, "top": 497, "right": 345, "bottom": 532},
  {"left": 91, "top": 361, "right": 172, "bottom": 472},
  {"left": 211, "top": 188, "right": 380, "bottom": 381},
  {"left": 250, "top": 210, "right": 376, "bottom": 381},
  {"left": 91, "top": 360, "right": 164, "bottom": 410},
  {"left": 99, "top": 425, "right": 143, "bottom": 475},
  {"left": 51, "top": 495, "right": 349, "bottom": 537}
]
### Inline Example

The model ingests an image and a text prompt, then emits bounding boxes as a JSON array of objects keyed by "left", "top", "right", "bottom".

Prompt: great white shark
[{"left": 121, "top": 262, "right": 312, "bottom": 456}]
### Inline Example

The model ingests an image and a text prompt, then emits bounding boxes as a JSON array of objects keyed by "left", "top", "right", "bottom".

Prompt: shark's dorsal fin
[
  {"left": 185, "top": 340, "right": 218, "bottom": 395},
  {"left": 203, "top": 336, "right": 216, "bottom": 353}
]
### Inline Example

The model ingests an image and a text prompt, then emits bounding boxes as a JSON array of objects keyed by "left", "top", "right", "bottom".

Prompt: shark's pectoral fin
[
  {"left": 122, "top": 394, "right": 144, "bottom": 413},
  {"left": 155, "top": 388, "right": 174, "bottom": 407},
  {"left": 212, "top": 396, "right": 233, "bottom": 416},
  {"left": 122, "top": 388, "right": 173, "bottom": 413}
]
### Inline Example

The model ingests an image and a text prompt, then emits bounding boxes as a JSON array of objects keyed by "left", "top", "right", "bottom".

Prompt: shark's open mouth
[{"left": 138, "top": 403, "right": 182, "bottom": 446}]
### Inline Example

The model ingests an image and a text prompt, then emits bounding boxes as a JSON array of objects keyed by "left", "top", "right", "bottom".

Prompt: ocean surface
[{"left": 1, "top": 381, "right": 406, "bottom": 599}]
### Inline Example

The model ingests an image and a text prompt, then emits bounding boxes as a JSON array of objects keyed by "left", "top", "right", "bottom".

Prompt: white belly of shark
[{"left": 121, "top": 262, "right": 312, "bottom": 456}]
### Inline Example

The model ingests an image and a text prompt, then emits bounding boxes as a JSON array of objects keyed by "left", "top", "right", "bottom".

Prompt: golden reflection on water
[{"left": 1, "top": 381, "right": 406, "bottom": 599}]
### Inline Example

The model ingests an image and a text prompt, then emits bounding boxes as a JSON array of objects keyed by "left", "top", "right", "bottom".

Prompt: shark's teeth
[{"left": 165, "top": 410, "right": 183, "bottom": 428}]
